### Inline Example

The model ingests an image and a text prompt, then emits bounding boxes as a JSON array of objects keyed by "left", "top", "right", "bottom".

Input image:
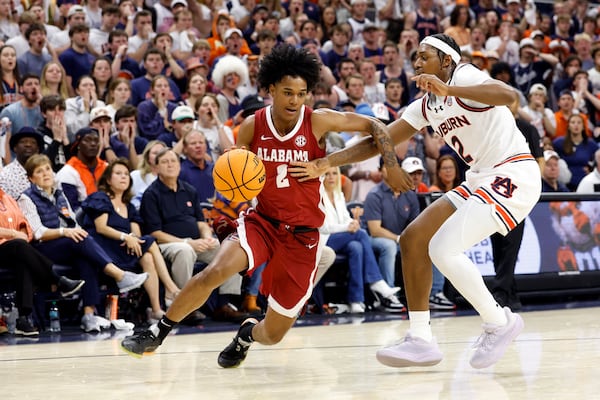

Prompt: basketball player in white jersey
[{"left": 290, "top": 33, "right": 542, "bottom": 369}]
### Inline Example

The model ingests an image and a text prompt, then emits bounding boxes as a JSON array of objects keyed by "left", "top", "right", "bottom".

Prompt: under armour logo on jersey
[
  {"left": 490, "top": 176, "right": 517, "bottom": 198},
  {"left": 434, "top": 105, "right": 444, "bottom": 113}
]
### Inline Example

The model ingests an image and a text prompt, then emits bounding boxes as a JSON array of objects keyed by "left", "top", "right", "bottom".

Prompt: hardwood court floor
[{"left": 1, "top": 306, "right": 599, "bottom": 399}]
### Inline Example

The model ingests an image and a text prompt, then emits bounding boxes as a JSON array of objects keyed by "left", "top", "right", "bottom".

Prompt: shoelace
[{"left": 472, "top": 327, "right": 498, "bottom": 351}]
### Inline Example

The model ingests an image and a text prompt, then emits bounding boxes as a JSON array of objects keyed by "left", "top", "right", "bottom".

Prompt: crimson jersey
[{"left": 250, "top": 105, "right": 326, "bottom": 228}]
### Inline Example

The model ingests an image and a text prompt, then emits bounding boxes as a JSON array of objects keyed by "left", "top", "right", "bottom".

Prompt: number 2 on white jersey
[{"left": 276, "top": 164, "right": 290, "bottom": 188}]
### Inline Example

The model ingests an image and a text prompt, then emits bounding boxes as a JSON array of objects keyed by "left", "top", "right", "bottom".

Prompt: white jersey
[{"left": 402, "top": 63, "right": 531, "bottom": 172}]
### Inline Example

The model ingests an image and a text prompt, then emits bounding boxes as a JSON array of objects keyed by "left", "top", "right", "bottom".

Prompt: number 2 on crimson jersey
[{"left": 276, "top": 164, "right": 290, "bottom": 188}]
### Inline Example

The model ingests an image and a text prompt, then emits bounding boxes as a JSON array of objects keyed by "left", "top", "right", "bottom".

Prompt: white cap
[
  {"left": 401, "top": 157, "right": 424, "bottom": 173},
  {"left": 529, "top": 83, "right": 547, "bottom": 97},
  {"left": 519, "top": 38, "right": 535, "bottom": 48},
  {"left": 530, "top": 30, "right": 545, "bottom": 39},
  {"left": 171, "top": 105, "right": 195, "bottom": 121},
  {"left": 224, "top": 28, "right": 243, "bottom": 41},
  {"left": 171, "top": 0, "right": 187, "bottom": 7},
  {"left": 507, "top": 0, "right": 520, "bottom": 4},
  {"left": 67, "top": 5, "right": 85, "bottom": 18},
  {"left": 544, "top": 150, "right": 559, "bottom": 162},
  {"left": 350, "top": 0, "right": 367, "bottom": 4},
  {"left": 90, "top": 106, "right": 111, "bottom": 121}
]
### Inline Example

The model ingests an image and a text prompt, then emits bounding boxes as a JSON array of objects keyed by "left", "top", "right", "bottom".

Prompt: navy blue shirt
[
  {"left": 179, "top": 158, "right": 215, "bottom": 204},
  {"left": 140, "top": 178, "right": 204, "bottom": 238},
  {"left": 363, "top": 182, "right": 420, "bottom": 235},
  {"left": 109, "top": 134, "right": 148, "bottom": 159}
]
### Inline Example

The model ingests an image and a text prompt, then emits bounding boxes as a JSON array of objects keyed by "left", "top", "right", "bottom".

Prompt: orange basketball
[{"left": 213, "top": 149, "right": 266, "bottom": 202}]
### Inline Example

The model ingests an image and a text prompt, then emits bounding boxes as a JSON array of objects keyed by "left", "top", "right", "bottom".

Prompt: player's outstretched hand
[
  {"left": 384, "top": 166, "right": 415, "bottom": 193},
  {"left": 289, "top": 158, "right": 330, "bottom": 181}
]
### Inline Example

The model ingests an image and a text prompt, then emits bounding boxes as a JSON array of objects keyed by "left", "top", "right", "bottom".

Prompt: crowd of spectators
[{"left": 2, "top": 0, "right": 600, "bottom": 335}]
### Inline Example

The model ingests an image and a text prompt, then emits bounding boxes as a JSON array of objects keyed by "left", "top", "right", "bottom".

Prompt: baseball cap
[
  {"left": 506, "top": 0, "right": 519, "bottom": 4},
  {"left": 486, "top": 50, "right": 500, "bottom": 59},
  {"left": 185, "top": 57, "right": 206, "bottom": 72},
  {"left": 171, "top": 0, "right": 187, "bottom": 7},
  {"left": 90, "top": 106, "right": 111, "bottom": 122},
  {"left": 549, "top": 39, "right": 570, "bottom": 54},
  {"left": 240, "top": 94, "right": 266, "bottom": 118},
  {"left": 350, "top": 0, "right": 367, "bottom": 5},
  {"left": 530, "top": 30, "right": 545, "bottom": 39},
  {"left": 171, "top": 105, "right": 195, "bottom": 121},
  {"left": 519, "top": 38, "right": 535, "bottom": 49},
  {"left": 67, "top": 5, "right": 85, "bottom": 18},
  {"left": 401, "top": 157, "right": 424, "bottom": 173},
  {"left": 10, "top": 126, "right": 44, "bottom": 150},
  {"left": 363, "top": 22, "right": 379, "bottom": 31},
  {"left": 529, "top": 83, "right": 547, "bottom": 97},
  {"left": 223, "top": 28, "right": 243, "bottom": 41},
  {"left": 544, "top": 150, "right": 559, "bottom": 162}
]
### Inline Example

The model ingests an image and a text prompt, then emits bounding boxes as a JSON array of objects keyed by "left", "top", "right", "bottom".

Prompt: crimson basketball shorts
[
  {"left": 236, "top": 210, "right": 322, "bottom": 318},
  {"left": 446, "top": 155, "right": 541, "bottom": 236}
]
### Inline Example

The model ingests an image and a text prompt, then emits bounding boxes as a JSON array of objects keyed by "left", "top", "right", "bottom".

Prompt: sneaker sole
[
  {"left": 470, "top": 312, "right": 524, "bottom": 369},
  {"left": 15, "top": 330, "right": 40, "bottom": 337},
  {"left": 376, "top": 351, "right": 443, "bottom": 367},
  {"left": 119, "top": 281, "right": 145, "bottom": 293},
  {"left": 120, "top": 344, "right": 156, "bottom": 359},
  {"left": 61, "top": 280, "right": 86, "bottom": 297}
]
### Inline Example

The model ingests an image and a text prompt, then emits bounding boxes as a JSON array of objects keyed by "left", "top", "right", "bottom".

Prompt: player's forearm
[
  {"left": 447, "top": 81, "right": 518, "bottom": 106},
  {"left": 324, "top": 136, "right": 379, "bottom": 169},
  {"left": 369, "top": 120, "right": 399, "bottom": 171}
]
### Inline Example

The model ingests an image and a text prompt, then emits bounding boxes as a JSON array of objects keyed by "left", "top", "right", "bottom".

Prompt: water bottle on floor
[{"left": 49, "top": 301, "right": 61, "bottom": 332}]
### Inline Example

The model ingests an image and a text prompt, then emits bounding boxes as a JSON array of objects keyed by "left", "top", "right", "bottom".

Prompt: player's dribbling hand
[
  {"left": 289, "top": 158, "right": 330, "bottom": 181},
  {"left": 411, "top": 74, "right": 449, "bottom": 97}
]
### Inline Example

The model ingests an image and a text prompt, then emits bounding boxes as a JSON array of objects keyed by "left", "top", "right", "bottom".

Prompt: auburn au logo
[{"left": 490, "top": 176, "right": 517, "bottom": 198}]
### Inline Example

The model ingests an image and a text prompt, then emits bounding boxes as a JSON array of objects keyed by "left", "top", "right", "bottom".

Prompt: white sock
[{"left": 409, "top": 310, "right": 432, "bottom": 342}]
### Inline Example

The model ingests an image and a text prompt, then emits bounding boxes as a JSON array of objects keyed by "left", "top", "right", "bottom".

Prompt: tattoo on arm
[
  {"left": 328, "top": 136, "right": 379, "bottom": 167},
  {"left": 369, "top": 120, "right": 397, "bottom": 167}
]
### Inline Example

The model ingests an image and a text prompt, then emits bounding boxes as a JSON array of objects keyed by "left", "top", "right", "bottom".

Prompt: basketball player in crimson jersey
[
  {"left": 291, "top": 34, "right": 542, "bottom": 369},
  {"left": 121, "top": 44, "right": 409, "bottom": 367}
]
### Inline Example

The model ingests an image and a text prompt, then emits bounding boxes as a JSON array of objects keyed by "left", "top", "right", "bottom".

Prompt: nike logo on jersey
[
  {"left": 306, "top": 243, "right": 317, "bottom": 249},
  {"left": 260, "top": 135, "right": 273, "bottom": 140}
]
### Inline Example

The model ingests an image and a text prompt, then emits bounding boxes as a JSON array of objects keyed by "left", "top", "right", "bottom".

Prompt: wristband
[{"left": 120, "top": 232, "right": 126, "bottom": 241}]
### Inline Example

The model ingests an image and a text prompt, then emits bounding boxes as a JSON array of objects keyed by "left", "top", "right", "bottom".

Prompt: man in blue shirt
[{"left": 178, "top": 130, "right": 215, "bottom": 204}]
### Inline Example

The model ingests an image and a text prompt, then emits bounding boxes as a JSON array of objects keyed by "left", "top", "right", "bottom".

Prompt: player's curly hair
[{"left": 257, "top": 44, "right": 321, "bottom": 92}]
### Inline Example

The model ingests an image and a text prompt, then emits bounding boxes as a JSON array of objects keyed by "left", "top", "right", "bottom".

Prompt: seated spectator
[
  {"left": 182, "top": 72, "right": 207, "bottom": 112},
  {"left": 542, "top": 150, "right": 570, "bottom": 192},
  {"left": 518, "top": 83, "right": 556, "bottom": 139},
  {"left": 0, "top": 45, "right": 21, "bottom": 110},
  {"left": 40, "top": 61, "right": 70, "bottom": 99},
  {"left": 37, "top": 94, "right": 70, "bottom": 172},
  {"left": 178, "top": 130, "right": 215, "bottom": 204},
  {"left": 0, "top": 74, "right": 43, "bottom": 135},
  {"left": 429, "top": 155, "right": 461, "bottom": 193},
  {"left": 105, "top": 78, "right": 132, "bottom": 122},
  {"left": 364, "top": 160, "right": 419, "bottom": 290},
  {"left": 140, "top": 148, "right": 232, "bottom": 322},
  {"left": 157, "top": 104, "right": 194, "bottom": 152},
  {"left": 19, "top": 154, "right": 149, "bottom": 332},
  {"left": 193, "top": 93, "right": 234, "bottom": 162},
  {"left": 109, "top": 105, "right": 148, "bottom": 168},
  {"left": 130, "top": 140, "right": 167, "bottom": 209},
  {"left": 554, "top": 90, "right": 591, "bottom": 139},
  {"left": 58, "top": 24, "right": 96, "bottom": 91},
  {"left": 56, "top": 127, "right": 108, "bottom": 210},
  {"left": 65, "top": 75, "right": 106, "bottom": 139},
  {"left": 0, "top": 185, "right": 84, "bottom": 336},
  {"left": 89, "top": 107, "right": 116, "bottom": 164},
  {"left": 105, "top": 30, "right": 142, "bottom": 81},
  {"left": 0, "top": 127, "right": 44, "bottom": 200},
  {"left": 211, "top": 54, "right": 248, "bottom": 122},
  {"left": 576, "top": 149, "right": 600, "bottom": 193},
  {"left": 542, "top": 136, "right": 572, "bottom": 186},
  {"left": 129, "top": 48, "right": 182, "bottom": 106},
  {"left": 137, "top": 75, "right": 177, "bottom": 140},
  {"left": 91, "top": 57, "right": 112, "bottom": 102},
  {"left": 401, "top": 157, "right": 429, "bottom": 193},
  {"left": 553, "top": 113, "right": 599, "bottom": 190},
  {"left": 82, "top": 159, "right": 181, "bottom": 323},
  {"left": 320, "top": 166, "right": 405, "bottom": 313},
  {"left": 17, "top": 23, "right": 57, "bottom": 77}
]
